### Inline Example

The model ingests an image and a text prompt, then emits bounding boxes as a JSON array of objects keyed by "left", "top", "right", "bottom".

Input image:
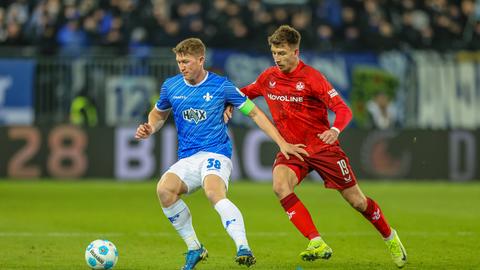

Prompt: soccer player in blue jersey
[{"left": 135, "top": 38, "right": 308, "bottom": 270}]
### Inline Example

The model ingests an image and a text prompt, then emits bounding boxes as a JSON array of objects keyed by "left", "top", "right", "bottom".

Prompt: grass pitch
[{"left": 0, "top": 180, "right": 479, "bottom": 270}]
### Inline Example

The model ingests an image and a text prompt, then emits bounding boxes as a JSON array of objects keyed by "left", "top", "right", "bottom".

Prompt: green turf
[{"left": 0, "top": 180, "right": 479, "bottom": 270}]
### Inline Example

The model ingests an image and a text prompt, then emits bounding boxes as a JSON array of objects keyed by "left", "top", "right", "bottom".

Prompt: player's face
[
  {"left": 271, "top": 44, "right": 299, "bottom": 73},
  {"left": 176, "top": 53, "right": 205, "bottom": 84}
]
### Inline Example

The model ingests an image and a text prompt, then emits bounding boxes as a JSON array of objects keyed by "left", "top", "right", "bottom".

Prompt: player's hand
[
  {"left": 223, "top": 105, "right": 234, "bottom": 123},
  {"left": 280, "top": 143, "right": 309, "bottom": 161},
  {"left": 317, "top": 129, "right": 339, "bottom": 144},
  {"left": 135, "top": 123, "right": 154, "bottom": 139}
]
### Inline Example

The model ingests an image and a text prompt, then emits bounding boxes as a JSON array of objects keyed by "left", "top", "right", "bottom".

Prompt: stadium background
[{"left": 0, "top": 0, "right": 479, "bottom": 269}]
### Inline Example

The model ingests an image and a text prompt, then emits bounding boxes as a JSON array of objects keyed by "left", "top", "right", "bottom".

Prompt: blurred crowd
[{"left": 1, "top": 0, "right": 480, "bottom": 55}]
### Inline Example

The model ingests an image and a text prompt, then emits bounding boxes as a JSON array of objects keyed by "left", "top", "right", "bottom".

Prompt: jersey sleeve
[
  {"left": 240, "top": 70, "right": 268, "bottom": 99},
  {"left": 155, "top": 82, "right": 171, "bottom": 111},
  {"left": 311, "top": 70, "right": 352, "bottom": 131},
  {"left": 224, "top": 79, "right": 249, "bottom": 109}
]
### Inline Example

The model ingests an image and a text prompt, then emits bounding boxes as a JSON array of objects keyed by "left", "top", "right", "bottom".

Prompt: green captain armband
[{"left": 239, "top": 99, "right": 255, "bottom": 116}]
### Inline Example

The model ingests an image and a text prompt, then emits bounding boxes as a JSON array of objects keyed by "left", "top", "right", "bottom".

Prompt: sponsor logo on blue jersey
[{"left": 182, "top": 108, "right": 207, "bottom": 124}]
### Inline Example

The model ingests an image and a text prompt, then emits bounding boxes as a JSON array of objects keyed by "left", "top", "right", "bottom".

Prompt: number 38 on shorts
[{"left": 206, "top": 158, "right": 222, "bottom": 170}]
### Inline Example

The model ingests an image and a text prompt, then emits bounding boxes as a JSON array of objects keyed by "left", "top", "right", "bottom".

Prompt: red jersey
[{"left": 241, "top": 60, "right": 352, "bottom": 154}]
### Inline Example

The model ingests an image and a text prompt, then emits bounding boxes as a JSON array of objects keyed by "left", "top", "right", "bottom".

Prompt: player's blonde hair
[
  {"left": 268, "top": 25, "right": 301, "bottom": 49},
  {"left": 172, "top": 38, "right": 206, "bottom": 56}
]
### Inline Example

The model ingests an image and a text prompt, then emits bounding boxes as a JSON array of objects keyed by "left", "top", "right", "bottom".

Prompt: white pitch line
[
  {"left": 0, "top": 231, "right": 475, "bottom": 237},
  {"left": 0, "top": 232, "right": 124, "bottom": 237}
]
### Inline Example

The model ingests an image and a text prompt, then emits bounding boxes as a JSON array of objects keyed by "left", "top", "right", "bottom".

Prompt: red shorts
[{"left": 273, "top": 145, "right": 357, "bottom": 190}]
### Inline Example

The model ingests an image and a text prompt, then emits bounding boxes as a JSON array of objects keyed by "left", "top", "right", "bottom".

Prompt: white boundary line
[{"left": 0, "top": 231, "right": 475, "bottom": 237}]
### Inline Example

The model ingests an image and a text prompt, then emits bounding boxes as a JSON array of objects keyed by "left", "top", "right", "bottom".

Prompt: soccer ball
[{"left": 85, "top": 239, "right": 118, "bottom": 269}]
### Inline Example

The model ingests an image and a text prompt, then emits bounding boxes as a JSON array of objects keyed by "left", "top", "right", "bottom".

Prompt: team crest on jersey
[
  {"left": 182, "top": 108, "right": 207, "bottom": 124},
  {"left": 269, "top": 81, "right": 276, "bottom": 88},
  {"left": 203, "top": 92, "right": 213, "bottom": 101},
  {"left": 296, "top": 81, "right": 305, "bottom": 91}
]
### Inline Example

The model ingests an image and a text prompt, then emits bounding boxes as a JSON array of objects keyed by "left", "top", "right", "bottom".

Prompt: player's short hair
[
  {"left": 172, "top": 38, "right": 206, "bottom": 56},
  {"left": 268, "top": 25, "right": 301, "bottom": 48}
]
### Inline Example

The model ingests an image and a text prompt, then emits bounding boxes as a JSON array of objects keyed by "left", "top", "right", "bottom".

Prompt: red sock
[
  {"left": 361, "top": 197, "right": 392, "bottom": 238},
  {"left": 280, "top": 193, "right": 320, "bottom": 240}
]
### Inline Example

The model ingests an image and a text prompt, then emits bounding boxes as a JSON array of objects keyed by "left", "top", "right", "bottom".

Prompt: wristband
[{"left": 330, "top": 127, "right": 340, "bottom": 134}]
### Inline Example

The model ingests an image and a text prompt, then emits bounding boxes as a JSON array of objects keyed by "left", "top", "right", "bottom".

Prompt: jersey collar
[
  {"left": 276, "top": 60, "right": 304, "bottom": 77},
  {"left": 184, "top": 71, "right": 209, "bottom": 87}
]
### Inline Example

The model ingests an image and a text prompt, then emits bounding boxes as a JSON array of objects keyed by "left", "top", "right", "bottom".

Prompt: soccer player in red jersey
[{"left": 225, "top": 25, "right": 407, "bottom": 268}]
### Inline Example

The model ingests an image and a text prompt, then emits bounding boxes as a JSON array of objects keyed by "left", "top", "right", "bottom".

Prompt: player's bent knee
[
  {"left": 204, "top": 189, "right": 225, "bottom": 204},
  {"left": 157, "top": 184, "right": 177, "bottom": 207},
  {"left": 349, "top": 197, "right": 367, "bottom": 212},
  {"left": 272, "top": 181, "right": 293, "bottom": 199}
]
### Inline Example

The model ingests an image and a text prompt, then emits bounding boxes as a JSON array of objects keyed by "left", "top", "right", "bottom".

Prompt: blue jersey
[{"left": 156, "top": 72, "right": 248, "bottom": 159}]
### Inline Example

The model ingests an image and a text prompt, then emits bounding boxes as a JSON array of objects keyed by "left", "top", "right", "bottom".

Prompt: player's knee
[
  {"left": 349, "top": 197, "right": 367, "bottom": 212},
  {"left": 204, "top": 189, "right": 225, "bottom": 204},
  {"left": 272, "top": 180, "right": 292, "bottom": 199},
  {"left": 156, "top": 182, "right": 176, "bottom": 207}
]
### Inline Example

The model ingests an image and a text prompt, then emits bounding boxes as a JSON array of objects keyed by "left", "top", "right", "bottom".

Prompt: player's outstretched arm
[
  {"left": 135, "top": 108, "right": 170, "bottom": 140},
  {"left": 246, "top": 105, "right": 308, "bottom": 161}
]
